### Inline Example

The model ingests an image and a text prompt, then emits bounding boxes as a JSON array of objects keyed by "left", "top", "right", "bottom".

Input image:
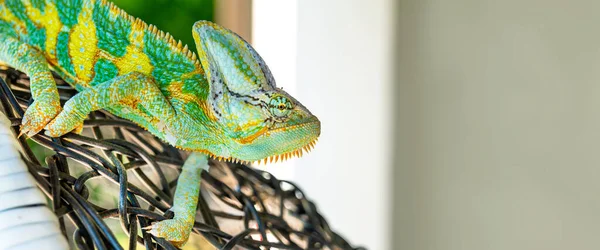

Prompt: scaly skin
[{"left": 0, "top": 0, "right": 320, "bottom": 245}]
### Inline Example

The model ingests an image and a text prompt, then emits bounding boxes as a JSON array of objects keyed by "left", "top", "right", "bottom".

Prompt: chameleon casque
[{"left": 0, "top": 0, "right": 320, "bottom": 246}]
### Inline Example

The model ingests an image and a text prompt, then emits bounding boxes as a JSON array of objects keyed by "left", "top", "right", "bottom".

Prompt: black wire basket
[{"left": 0, "top": 67, "right": 363, "bottom": 250}]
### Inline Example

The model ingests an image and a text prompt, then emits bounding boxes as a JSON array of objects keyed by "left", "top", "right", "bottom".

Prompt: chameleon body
[{"left": 0, "top": 0, "right": 320, "bottom": 245}]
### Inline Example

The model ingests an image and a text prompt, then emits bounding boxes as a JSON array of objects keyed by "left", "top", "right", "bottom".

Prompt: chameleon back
[
  {"left": 0, "top": 0, "right": 206, "bottom": 92},
  {"left": 0, "top": 0, "right": 215, "bottom": 134}
]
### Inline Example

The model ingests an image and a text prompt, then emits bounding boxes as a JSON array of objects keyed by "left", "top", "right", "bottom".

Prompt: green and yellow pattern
[{"left": 0, "top": 0, "right": 320, "bottom": 245}]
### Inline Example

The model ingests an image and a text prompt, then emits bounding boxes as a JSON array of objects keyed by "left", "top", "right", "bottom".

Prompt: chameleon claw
[
  {"left": 43, "top": 115, "right": 85, "bottom": 137},
  {"left": 20, "top": 99, "right": 62, "bottom": 138},
  {"left": 18, "top": 124, "right": 37, "bottom": 138},
  {"left": 17, "top": 127, "right": 26, "bottom": 138},
  {"left": 141, "top": 223, "right": 156, "bottom": 234},
  {"left": 73, "top": 122, "right": 84, "bottom": 134},
  {"left": 145, "top": 218, "right": 191, "bottom": 247},
  {"left": 26, "top": 130, "right": 37, "bottom": 137}
]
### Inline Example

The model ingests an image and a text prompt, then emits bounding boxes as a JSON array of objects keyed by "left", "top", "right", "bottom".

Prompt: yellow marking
[
  {"left": 69, "top": 2, "right": 97, "bottom": 83},
  {"left": 129, "top": 19, "right": 145, "bottom": 47},
  {"left": 115, "top": 22, "right": 152, "bottom": 75},
  {"left": 236, "top": 126, "right": 268, "bottom": 144},
  {"left": 166, "top": 81, "right": 217, "bottom": 121},
  {"left": 97, "top": 50, "right": 115, "bottom": 61},
  {"left": 108, "top": 1, "right": 122, "bottom": 17},
  {"left": 115, "top": 44, "right": 152, "bottom": 75},
  {"left": 181, "top": 68, "right": 205, "bottom": 79},
  {"left": 233, "top": 119, "right": 263, "bottom": 133},
  {"left": 23, "top": 2, "right": 62, "bottom": 64},
  {"left": 1, "top": 3, "right": 27, "bottom": 36},
  {"left": 119, "top": 97, "right": 141, "bottom": 110},
  {"left": 167, "top": 81, "right": 197, "bottom": 102}
]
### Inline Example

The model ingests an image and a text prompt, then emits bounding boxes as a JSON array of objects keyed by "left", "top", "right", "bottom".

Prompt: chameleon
[{"left": 0, "top": 0, "right": 320, "bottom": 246}]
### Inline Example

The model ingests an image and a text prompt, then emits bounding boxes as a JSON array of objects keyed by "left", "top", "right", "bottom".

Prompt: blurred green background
[{"left": 112, "top": 0, "right": 214, "bottom": 49}]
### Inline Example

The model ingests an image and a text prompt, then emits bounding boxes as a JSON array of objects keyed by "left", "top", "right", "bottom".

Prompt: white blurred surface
[
  {"left": 254, "top": 0, "right": 395, "bottom": 249},
  {"left": 252, "top": 0, "right": 299, "bottom": 180}
]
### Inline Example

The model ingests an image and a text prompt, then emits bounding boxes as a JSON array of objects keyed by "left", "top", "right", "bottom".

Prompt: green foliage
[{"left": 111, "top": 0, "right": 214, "bottom": 50}]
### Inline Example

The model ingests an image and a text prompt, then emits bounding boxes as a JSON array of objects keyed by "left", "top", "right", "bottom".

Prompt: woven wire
[{"left": 0, "top": 67, "right": 363, "bottom": 250}]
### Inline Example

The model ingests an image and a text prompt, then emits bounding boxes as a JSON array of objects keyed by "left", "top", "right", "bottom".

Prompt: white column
[
  {"left": 252, "top": 0, "right": 299, "bottom": 179},
  {"left": 295, "top": 1, "right": 395, "bottom": 249},
  {"left": 253, "top": 1, "right": 395, "bottom": 248}
]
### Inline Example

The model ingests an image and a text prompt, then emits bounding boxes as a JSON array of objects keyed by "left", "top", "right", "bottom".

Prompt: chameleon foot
[
  {"left": 44, "top": 90, "right": 90, "bottom": 137},
  {"left": 72, "top": 122, "right": 84, "bottom": 134},
  {"left": 145, "top": 217, "right": 193, "bottom": 247},
  {"left": 20, "top": 98, "right": 61, "bottom": 137},
  {"left": 145, "top": 153, "right": 208, "bottom": 247},
  {"left": 44, "top": 114, "right": 85, "bottom": 137}
]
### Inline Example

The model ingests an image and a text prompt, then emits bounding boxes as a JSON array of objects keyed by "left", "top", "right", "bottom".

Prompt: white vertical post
[
  {"left": 252, "top": 0, "right": 299, "bottom": 179},
  {"left": 294, "top": 1, "right": 394, "bottom": 249},
  {"left": 253, "top": 0, "right": 395, "bottom": 249}
]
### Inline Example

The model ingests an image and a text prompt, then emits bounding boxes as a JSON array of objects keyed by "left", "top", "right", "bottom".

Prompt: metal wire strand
[{"left": 0, "top": 67, "right": 363, "bottom": 250}]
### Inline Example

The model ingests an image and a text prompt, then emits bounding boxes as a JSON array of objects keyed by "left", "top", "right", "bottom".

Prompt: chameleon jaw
[
  {"left": 208, "top": 118, "right": 320, "bottom": 165},
  {"left": 254, "top": 138, "right": 318, "bottom": 165},
  {"left": 171, "top": 131, "right": 319, "bottom": 165},
  {"left": 208, "top": 138, "right": 318, "bottom": 165},
  {"left": 171, "top": 117, "right": 320, "bottom": 165}
]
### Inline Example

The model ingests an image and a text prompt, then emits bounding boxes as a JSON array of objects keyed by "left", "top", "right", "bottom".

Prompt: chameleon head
[{"left": 188, "top": 21, "right": 320, "bottom": 163}]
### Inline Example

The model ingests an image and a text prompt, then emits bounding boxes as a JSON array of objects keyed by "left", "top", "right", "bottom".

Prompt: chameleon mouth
[
  {"left": 255, "top": 138, "right": 318, "bottom": 165},
  {"left": 210, "top": 138, "right": 318, "bottom": 165}
]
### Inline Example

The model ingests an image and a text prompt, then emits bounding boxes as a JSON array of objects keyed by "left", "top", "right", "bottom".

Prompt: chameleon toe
[
  {"left": 146, "top": 218, "right": 191, "bottom": 247},
  {"left": 21, "top": 100, "right": 61, "bottom": 137},
  {"left": 43, "top": 118, "right": 72, "bottom": 137}
]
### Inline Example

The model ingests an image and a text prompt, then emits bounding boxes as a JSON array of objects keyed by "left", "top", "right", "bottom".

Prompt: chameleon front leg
[
  {"left": 0, "top": 36, "right": 62, "bottom": 137},
  {"left": 44, "top": 72, "right": 176, "bottom": 137},
  {"left": 146, "top": 152, "right": 209, "bottom": 247}
]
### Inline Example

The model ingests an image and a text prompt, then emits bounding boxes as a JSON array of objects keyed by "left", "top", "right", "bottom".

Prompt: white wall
[
  {"left": 252, "top": 0, "right": 299, "bottom": 180},
  {"left": 394, "top": 0, "right": 600, "bottom": 250},
  {"left": 294, "top": 1, "right": 395, "bottom": 249}
]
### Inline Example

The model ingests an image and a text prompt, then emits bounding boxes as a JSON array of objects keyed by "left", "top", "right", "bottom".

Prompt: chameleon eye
[{"left": 269, "top": 96, "right": 293, "bottom": 118}]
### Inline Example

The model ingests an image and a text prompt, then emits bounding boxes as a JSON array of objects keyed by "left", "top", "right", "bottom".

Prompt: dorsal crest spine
[{"left": 99, "top": 0, "right": 199, "bottom": 65}]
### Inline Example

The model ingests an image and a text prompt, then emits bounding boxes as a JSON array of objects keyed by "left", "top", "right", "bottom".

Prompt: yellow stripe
[
  {"left": 69, "top": 1, "right": 97, "bottom": 83},
  {"left": 115, "top": 19, "right": 152, "bottom": 75},
  {"left": 22, "top": 2, "right": 62, "bottom": 64},
  {"left": 0, "top": 3, "right": 27, "bottom": 36}
]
